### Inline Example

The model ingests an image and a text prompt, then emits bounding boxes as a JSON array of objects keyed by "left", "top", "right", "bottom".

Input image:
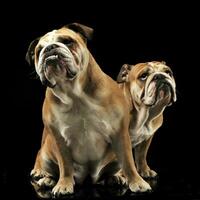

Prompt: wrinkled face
[
  {"left": 34, "top": 28, "right": 90, "bottom": 87},
  {"left": 129, "top": 62, "right": 176, "bottom": 106}
]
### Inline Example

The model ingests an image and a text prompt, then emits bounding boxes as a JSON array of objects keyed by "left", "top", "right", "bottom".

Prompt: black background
[{"left": 1, "top": 1, "right": 200, "bottom": 200}]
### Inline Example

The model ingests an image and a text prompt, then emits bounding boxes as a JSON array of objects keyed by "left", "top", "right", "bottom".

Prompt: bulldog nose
[
  {"left": 153, "top": 74, "right": 166, "bottom": 80},
  {"left": 44, "top": 44, "right": 59, "bottom": 52}
]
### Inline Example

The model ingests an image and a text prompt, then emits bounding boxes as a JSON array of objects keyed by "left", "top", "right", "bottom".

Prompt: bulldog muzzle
[
  {"left": 142, "top": 72, "right": 176, "bottom": 106},
  {"left": 37, "top": 42, "right": 79, "bottom": 87}
]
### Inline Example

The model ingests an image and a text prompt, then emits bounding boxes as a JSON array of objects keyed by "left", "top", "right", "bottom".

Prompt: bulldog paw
[
  {"left": 114, "top": 173, "right": 127, "bottom": 185},
  {"left": 52, "top": 178, "right": 74, "bottom": 197},
  {"left": 138, "top": 167, "right": 157, "bottom": 178},
  {"left": 110, "top": 171, "right": 127, "bottom": 185},
  {"left": 129, "top": 177, "right": 151, "bottom": 192},
  {"left": 31, "top": 180, "right": 53, "bottom": 199},
  {"left": 37, "top": 177, "right": 56, "bottom": 188},
  {"left": 30, "top": 169, "right": 52, "bottom": 181}
]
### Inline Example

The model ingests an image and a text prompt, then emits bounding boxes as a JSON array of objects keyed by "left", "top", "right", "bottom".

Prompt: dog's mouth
[
  {"left": 38, "top": 44, "right": 79, "bottom": 87},
  {"left": 142, "top": 79, "right": 176, "bottom": 106},
  {"left": 44, "top": 48, "right": 78, "bottom": 78},
  {"left": 156, "top": 81, "right": 174, "bottom": 102},
  {"left": 45, "top": 54, "right": 77, "bottom": 78}
]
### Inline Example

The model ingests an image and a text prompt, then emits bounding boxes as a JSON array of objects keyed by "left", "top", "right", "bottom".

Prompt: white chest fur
[
  {"left": 130, "top": 125, "right": 154, "bottom": 148},
  {"left": 52, "top": 98, "right": 115, "bottom": 165}
]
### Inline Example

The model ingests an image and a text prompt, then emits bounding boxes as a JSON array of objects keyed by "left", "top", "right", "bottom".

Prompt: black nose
[
  {"left": 153, "top": 74, "right": 166, "bottom": 80},
  {"left": 44, "top": 44, "right": 59, "bottom": 52}
]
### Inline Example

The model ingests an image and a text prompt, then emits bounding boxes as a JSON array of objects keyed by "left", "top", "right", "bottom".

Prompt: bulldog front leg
[
  {"left": 113, "top": 122, "right": 151, "bottom": 192},
  {"left": 50, "top": 128, "right": 75, "bottom": 197},
  {"left": 134, "top": 136, "right": 157, "bottom": 178}
]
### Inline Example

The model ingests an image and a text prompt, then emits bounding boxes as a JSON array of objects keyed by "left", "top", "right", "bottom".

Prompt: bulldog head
[
  {"left": 117, "top": 61, "right": 177, "bottom": 107},
  {"left": 26, "top": 23, "right": 93, "bottom": 88}
]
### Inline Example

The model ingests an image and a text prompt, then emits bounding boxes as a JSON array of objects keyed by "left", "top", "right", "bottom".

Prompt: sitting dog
[
  {"left": 117, "top": 61, "right": 176, "bottom": 178},
  {"left": 26, "top": 23, "right": 151, "bottom": 198}
]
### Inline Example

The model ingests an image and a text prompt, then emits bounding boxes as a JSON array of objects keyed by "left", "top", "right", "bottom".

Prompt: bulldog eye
[
  {"left": 139, "top": 72, "right": 148, "bottom": 81},
  {"left": 165, "top": 69, "right": 173, "bottom": 77},
  {"left": 61, "top": 39, "right": 74, "bottom": 47}
]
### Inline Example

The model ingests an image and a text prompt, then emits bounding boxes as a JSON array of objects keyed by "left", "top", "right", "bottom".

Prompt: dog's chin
[
  {"left": 157, "top": 82, "right": 176, "bottom": 105},
  {"left": 155, "top": 88, "right": 172, "bottom": 105}
]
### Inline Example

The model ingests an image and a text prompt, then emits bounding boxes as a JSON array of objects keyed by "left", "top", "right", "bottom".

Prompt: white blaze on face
[
  {"left": 143, "top": 79, "right": 157, "bottom": 105},
  {"left": 164, "top": 75, "right": 177, "bottom": 103}
]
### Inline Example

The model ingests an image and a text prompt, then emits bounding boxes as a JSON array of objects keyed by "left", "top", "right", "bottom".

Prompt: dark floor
[{"left": 2, "top": 167, "right": 200, "bottom": 200}]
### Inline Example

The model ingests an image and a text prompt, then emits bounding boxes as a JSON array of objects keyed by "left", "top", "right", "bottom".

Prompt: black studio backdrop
[{"left": 1, "top": 2, "right": 199, "bottom": 199}]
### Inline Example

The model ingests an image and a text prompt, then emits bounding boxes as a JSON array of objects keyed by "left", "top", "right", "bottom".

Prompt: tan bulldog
[
  {"left": 117, "top": 61, "right": 176, "bottom": 178},
  {"left": 26, "top": 23, "right": 151, "bottom": 198}
]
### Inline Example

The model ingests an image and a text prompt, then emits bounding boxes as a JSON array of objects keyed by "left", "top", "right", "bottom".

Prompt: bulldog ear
[
  {"left": 116, "top": 64, "right": 133, "bottom": 83},
  {"left": 25, "top": 38, "right": 40, "bottom": 66},
  {"left": 65, "top": 23, "right": 94, "bottom": 41},
  {"left": 161, "top": 61, "right": 166, "bottom": 65}
]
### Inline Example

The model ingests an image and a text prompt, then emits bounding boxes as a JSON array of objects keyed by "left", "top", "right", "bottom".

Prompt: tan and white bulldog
[
  {"left": 117, "top": 61, "right": 176, "bottom": 178},
  {"left": 26, "top": 23, "right": 151, "bottom": 198}
]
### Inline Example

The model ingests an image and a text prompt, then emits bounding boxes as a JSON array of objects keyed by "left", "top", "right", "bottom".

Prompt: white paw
[
  {"left": 139, "top": 168, "right": 157, "bottom": 178},
  {"left": 30, "top": 169, "right": 52, "bottom": 179},
  {"left": 129, "top": 177, "right": 151, "bottom": 192},
  {"left": 52, "top": 178, "right": 74, "bottom": 197},
  {"left": 37, "top": 177, "right": 56, "bottom": 188},
  {"left": 113, "top": 171, "right": 127, "bottom": 185}
]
